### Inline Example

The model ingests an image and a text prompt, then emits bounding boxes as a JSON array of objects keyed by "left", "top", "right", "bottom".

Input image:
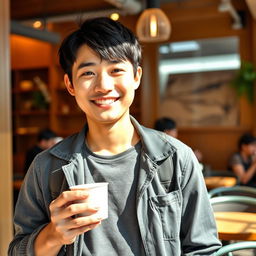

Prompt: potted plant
[{"left": 231, "top": 61, "right": 256, "bottom": 103}]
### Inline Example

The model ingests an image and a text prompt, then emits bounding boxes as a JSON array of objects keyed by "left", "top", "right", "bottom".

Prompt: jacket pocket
[{"left": 150, "top": 190, "right": 181, "bottom": 241}]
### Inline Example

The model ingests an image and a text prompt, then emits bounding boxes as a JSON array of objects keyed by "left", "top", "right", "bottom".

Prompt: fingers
[
  {"left": 69, "top": 222, "right": 101, "bottom": 237},
  {"left": 58, "top": 222, "right": 101, "bottom": 245},
  {"left": 50, "top": 190, "right": 97, "bottom": 220},
  {"left": 50, "top": 190, "right": 89, "bottom": 209},
  {"left": 48, "top": 190, "right": 102, "bottom": 246},
  {"left": 51, "top": 201, "right": 99, "bottom": 220},
  {"left": 64, "top": 214, "right": 102, "bottom": 230},
  {"left": 52, "top": 214, "right": 102, "bottom": 245}
]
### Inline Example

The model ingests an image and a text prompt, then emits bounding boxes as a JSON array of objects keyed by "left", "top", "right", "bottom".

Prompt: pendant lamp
[{"left": 136, "top": 0, "right": 171, "bottom": 43}]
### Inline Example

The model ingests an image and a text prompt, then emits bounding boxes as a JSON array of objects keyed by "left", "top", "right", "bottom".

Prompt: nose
[{"left": 95, "top": 72, "right": 114, "bottom": 93}]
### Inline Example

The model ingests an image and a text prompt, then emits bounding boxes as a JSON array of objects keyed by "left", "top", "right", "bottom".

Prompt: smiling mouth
[{"left": 92, "top": 97, "right": 119, "bottom": 105}]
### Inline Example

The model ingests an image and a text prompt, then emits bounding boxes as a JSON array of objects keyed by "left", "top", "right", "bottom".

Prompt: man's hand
[
  {"left": 35, "top": 190, "right": 101, "bottom": 256},
  {"left": 49, "top": 189, "right": 102, "bottom": 244}
]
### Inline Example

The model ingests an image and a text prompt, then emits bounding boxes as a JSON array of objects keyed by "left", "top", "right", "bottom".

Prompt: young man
[{"left": 9, "top": 17, "right": 221, "bottom": 255}]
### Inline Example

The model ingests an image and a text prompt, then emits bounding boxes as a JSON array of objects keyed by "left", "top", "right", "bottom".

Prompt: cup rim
[{"left": 70, "top": 182, "right": 108, "bottom": 190}]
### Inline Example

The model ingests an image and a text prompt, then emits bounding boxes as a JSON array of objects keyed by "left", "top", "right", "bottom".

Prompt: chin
[{"left": 95, "top": 112, "right": 129, "bottom": 124}]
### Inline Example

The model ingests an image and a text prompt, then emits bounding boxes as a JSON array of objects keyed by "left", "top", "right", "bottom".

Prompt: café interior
[{"left": 1, "top": 0, "right": 256, "bottom": 254}]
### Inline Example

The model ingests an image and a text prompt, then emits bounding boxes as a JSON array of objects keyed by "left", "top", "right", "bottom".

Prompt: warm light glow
[
  {"left": 33, "top": 21, "right": 42, "bottom": 29},
  {"left": 136, "top": 8, "right": 171, "bottom": 42},
  {"left": 150, "top": 14, "right": 157, "bottom": 37},
  {"left": 110, "top": 13, "right": 120, "bottom": 21}
]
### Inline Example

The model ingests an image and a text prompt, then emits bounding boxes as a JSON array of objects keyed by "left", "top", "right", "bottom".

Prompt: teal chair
[
  {"left": 215, "top": 241, "right": 256, "bottom": 256},
  {"left": 208, "top": 185, "right": 256, "bottom": 199},
  {"left": 210, "top": 195, "right": 256, "bottom": 213}
]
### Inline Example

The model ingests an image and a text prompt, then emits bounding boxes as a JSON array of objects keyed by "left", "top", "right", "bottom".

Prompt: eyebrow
[
  {"left": 77, "top": 62, "right": 96, "bottom": 70},
  {"left": 77, "top": 60, "right": 123, "bottom": 70}
]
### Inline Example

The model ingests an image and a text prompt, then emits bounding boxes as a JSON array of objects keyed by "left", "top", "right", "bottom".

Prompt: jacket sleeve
[
  {"left": 180, "top": 148, "right": 222, "bottom": 255},
  {"left": 8, "top": 155, "right": 54, "bottom": 255}
]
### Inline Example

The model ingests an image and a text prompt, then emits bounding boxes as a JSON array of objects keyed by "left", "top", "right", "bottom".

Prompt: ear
[
  {"left": 64, "top": 74, "right": 75, "bottom": 96},
  {"left": 134, "top": 66, "right": 142, "bottom": 90}
]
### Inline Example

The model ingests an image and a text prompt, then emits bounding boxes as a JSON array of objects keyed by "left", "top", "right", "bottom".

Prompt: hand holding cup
[{"left": 69, "top": 182, "right": 109, "bottom": 219}]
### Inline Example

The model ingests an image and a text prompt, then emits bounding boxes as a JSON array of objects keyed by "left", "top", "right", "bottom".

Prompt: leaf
[{"left": 231, "top": 61, "right": 256, "bottom": 103}]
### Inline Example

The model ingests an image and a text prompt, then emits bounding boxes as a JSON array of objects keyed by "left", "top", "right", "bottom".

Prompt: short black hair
[
  {"left": 154, "top": 117, "right": 177, "bottom": 132},
  {"left": 238, "top": 133, "right": 256, "bottom": 149},
  {"left": 37, "top": 129, "right": 57, "bottom": 142},
  {"left": 58, "top": 17, "right": 141, "bottom": 82}
]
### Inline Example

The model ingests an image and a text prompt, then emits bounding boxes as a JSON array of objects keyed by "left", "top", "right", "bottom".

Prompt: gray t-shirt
[
  {"left": 229, "top": 152, "right": 256, "bottom": 185},
  {"left": 81, "top": 141, "right": 145, "bottom": 256}
]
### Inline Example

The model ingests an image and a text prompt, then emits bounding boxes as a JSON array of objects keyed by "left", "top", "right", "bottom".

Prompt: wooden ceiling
[
  {"left": 10, "top": 0, "right": 117, "bottom": 20},
  {"left": 10, "top": 0, "right": 184, "bottom": 21},
  {"left": 11, "top": 0, "right": 254, "bottom": 22}
]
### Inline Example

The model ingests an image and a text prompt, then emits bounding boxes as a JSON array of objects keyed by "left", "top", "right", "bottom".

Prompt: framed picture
[
  {"left": 158, "top": 37, "right": 240, "bottom": 127},
  {"left": 159, "top": 70, "right": 239, "bottom": 126}
]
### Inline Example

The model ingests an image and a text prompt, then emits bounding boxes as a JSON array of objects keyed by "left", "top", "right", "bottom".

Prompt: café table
[
  {"left": 204, "top": 176, "right": 237, "bottom": 190},
  {"left": 214, "top": 211, "right": 256, "bottom": 241}
]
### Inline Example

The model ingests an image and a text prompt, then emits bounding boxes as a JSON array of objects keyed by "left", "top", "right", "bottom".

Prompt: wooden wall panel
[
  {"left": 10, "top": 35, "right": 51, "bottom": 69},
  {"left": 178, "top": 127, "right": 249, "bottom": 170}
]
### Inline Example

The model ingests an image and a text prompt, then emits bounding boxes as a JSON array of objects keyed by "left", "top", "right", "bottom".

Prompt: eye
[
  {"left": 82, "top": 71, "right": 95, "bottom": 76},
  {"left": 111, "top": 68, "right": 124, "bottom": 74},
  {"left": 78, "top": 70, "right": 95, "bottom": 79}
]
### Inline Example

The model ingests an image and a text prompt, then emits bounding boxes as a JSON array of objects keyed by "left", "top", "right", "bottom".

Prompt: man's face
[
  {"left": 164, "top": 128, "right": 178, "bottom": 138},
  {"left": 65, "top": 45, "right": 142, "bottom": 126},
  {"left": 242, "top": 143, "right": 256, "bottom": 156},
  {"left": 40, "top": 138, "right": 56, "bottom": 150}
]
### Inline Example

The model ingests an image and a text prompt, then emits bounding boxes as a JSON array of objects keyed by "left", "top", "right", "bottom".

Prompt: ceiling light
[
  {"left": 33, "top": 20, "right": 43, "bottom": 29},
  {"left": 110, "top": 12, "right": 120, "bottom": 21},
  {"left": 136, "top": 0, "right": 171, "bottom": 43}
]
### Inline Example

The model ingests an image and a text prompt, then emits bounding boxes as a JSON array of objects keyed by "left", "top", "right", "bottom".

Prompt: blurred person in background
[
  {"left": 154, "top": 117, "right": 204, "bottom": 167},
  {"left": 23, "top": 128, "right": 59, "bottom": 173},
  {"left": 229, "top": 133, "right": 256, "bottom": 187},
  {"left": 154, "top": 117, "right": 178, "bottom": 138}
]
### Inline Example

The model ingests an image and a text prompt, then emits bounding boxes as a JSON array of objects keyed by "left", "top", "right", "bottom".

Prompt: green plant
[
  {"left": 231, "top": 61, "right": 256, "bottom": 103},
  {"left": 32, "top": 91, "right": 49, "bottom": 110}
]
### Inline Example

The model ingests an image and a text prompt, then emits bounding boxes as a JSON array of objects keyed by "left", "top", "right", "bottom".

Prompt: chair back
[
  {"left": 210, "top": 195, "right": 256, "bottom": 213},
  {"left": 203, "top": 169, "right": 236, "bottom": 178},
  {"left": 215, "top": 241, "right": 256, "bottom": 256},
  {"left": 208, "top": 186, "right": 256, "bottom": 198}
]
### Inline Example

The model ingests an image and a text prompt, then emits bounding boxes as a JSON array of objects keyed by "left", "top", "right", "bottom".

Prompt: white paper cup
[{"left": 70, "top": 182, "right": 108, "bottom": 219}]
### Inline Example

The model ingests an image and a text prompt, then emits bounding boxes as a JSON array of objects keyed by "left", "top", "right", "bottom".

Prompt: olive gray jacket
[{"left": 9, "top": 117, "right": 221, "bottom": 255}]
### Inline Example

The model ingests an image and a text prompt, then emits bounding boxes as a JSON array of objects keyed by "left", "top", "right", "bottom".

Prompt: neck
[
  {"left": 241, "top": 151, "right": 250, "bottom": 161},
  {"left": 86, "top": 116, "right": 139, "bottom": 155}
]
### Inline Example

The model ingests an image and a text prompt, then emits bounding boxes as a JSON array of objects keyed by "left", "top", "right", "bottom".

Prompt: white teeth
[{"left": 94, "top": 99, "right": 116, "bottom": 105}]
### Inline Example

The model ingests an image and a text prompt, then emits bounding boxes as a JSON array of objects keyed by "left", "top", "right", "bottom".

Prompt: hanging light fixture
[{"left": 136, "top": 0, "right": 171, "bottom": 43}]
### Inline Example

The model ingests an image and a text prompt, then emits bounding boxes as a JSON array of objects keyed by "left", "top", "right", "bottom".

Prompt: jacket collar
[
  {"left": 49, "top": 116, "right": 176, "bottom": 163},
  {"left": 130, "top": 116, "right": 176, "bottom": 162},
  {"left": 49, "top": 126, "right": 87, "bottom": 161}
]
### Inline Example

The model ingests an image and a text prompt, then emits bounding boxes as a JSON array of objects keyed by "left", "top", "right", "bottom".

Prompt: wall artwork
[{"left": 159, "top": 70, "right": 239, "bottom": 126}]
